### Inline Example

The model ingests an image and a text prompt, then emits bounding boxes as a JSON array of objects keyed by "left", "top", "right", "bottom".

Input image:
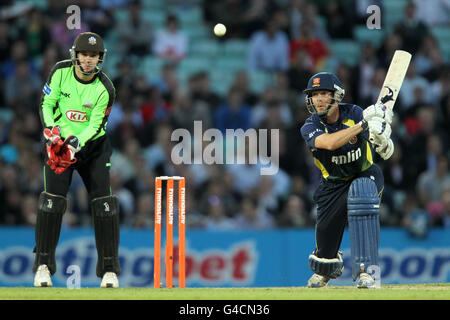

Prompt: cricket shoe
[
  {"left": 307, "top": 273, "right": 330, "bottom": 288},
  {"left": 101, "top": 272, "right": 119, "bottom": 288},
  {"left": 34, "top": 265, "right": 53, "bottom": 287},
  {"left": 357, "top": 272, "right": 375, "bottom": 289}
]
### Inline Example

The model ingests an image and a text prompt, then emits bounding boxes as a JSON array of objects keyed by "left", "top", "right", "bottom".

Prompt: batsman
[
  {"left": 33, "top": 32, "right": 121, "bottom": 288},
  {"left": 301, "top": 72, "right": 394, "bottom": 288}
]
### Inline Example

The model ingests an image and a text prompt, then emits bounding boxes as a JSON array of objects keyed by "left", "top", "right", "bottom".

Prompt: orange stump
[{"left": 154, "top": 176, "right": 186, "bottom": 289}]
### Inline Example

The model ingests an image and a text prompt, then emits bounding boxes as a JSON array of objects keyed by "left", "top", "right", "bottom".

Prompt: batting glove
[
  {"left": 376, "top": 138, "right": 394, "bottom": 160},
  {"left": 367, "top": 116, "right": 392, "bottom": 145},
  {"left": 363, "top": 103, "right": 393, "bottom": 124}
]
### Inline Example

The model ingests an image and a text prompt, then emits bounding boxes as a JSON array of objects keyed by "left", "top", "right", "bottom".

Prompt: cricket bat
[{"left": 376, "top": 50, "right": 412, "bottom": 110}]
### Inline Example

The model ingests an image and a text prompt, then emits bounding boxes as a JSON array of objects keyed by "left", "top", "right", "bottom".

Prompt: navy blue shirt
[{"left": 301, "top": 103, "right": 375, "bottom": 181}]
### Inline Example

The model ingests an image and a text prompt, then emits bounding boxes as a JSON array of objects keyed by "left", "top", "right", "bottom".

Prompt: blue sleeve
[
  {"left": 300, "top": 119, "right": 325, "bottom": 149},
  {"left": 352, "top": 104, "right": 364, "bottom": 122},
  {"left": 352, "top": 105, "right": 370, "bottom": 140}
]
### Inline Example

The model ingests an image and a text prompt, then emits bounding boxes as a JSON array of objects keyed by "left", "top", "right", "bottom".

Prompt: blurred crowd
[{"left": 0, "top": 0, "right": 449, "bottom": 237}]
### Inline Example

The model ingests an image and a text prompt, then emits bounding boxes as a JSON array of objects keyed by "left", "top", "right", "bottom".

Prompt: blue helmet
[{"left": 303, "top": 72, "right": 345, "bottom": 118}]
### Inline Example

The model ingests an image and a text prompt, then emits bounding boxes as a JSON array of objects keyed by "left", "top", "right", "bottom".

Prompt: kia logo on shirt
[{"left": 66, "top": 110, "right": 88, "bottom": 122}]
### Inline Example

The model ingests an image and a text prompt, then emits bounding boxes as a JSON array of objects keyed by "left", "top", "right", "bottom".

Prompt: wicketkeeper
[
  {"left": 33, "top": 32, "right": 121, "bottom": 288},
  {"left": 300, "top": 72, "right": 394, "bottom": 288}
]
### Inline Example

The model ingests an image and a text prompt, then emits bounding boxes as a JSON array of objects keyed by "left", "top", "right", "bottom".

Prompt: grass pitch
[{"left": 0, "top": 284, "right": 449, "bottom": 300}]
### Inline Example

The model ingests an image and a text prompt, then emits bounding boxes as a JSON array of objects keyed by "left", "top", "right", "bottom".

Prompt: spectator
[
  {"left": 152, "top": 63, "right": 179, "bottom": 101},
  {"left": 289, "top": 0, "right": 307, "bottom": 39},
  {"left": 0, "top": 22, "right": 13, "bottom": 64},
  {"left": 404, "top": 106, "right": 438, "bottom": 178},
  {"left": 323, "top": 0, "right": 353, "bottom": 39},
  {"left": 247, "top": 18, "right": 289, "bottom": 72},
  {"left": 144, "top": 123, "right": 174, "bottom": 174},
  {"left": 417, "top": 155, "right": 450, "bottom": 207},
  {"left": 82, "top": 0, "right": 115, "bottom": 38},
  {"left": 377, "top": 33, "right": 403, "bottom": 70},
  {"left": 239, "top": 0, "right": 275, "bottom": 38},
  {"left": 17, "top": 8, "right": 51, "bottom": 58},
  {"left": 398, "top": 64, "right": 431, "bottom": 112},
  {"left": 189, "top": 71, "right": 222, "bottom": 114},
  {"left": 277, "top": 194, "right": 310, "bottom": 227},
  {"left": 1, "top": 40, "right": 38, "bottom": 80},
  {"left": 433, "top": 188, "right": 450, "bottom": 227},
  {"left": 113, "top": 61, "right": 136, "bottom": 90},
  {"left": 21, "top": 193, "right": 37, "bottom": 226},
  {"left": 140, "top": 86, "right": 170, "bottom": 124},
  {"left": 412, "top": 0, "right": 450, "bottom": 26},
  {"left": 287, "top": 48, "right": 314, "bottom": 92},
  {"left": 402, "top": 192, "right": 430, "bottom": 238},
  {"left": 251, "top": 89, "right": 292, "bottom": 129},
  {"left": 394, "top": 1, "right": 429, "bottom": 54},
  {"left": 116, "top": 0, "right": 153, "bottom": 56},
  {"left": 214, "top": 86, "right": 251, "bottom": 134},
  {"left": 133, "top": 192, "right": 154, "bottom": 228},
  {"left": 355, "top": 42, "right": 378, "bottom": 107},
  {"left": 5, "top": 59, "right": 41, "bottom": 109},
  {"left": 109, "top": 89, "right": 144, "bottom": 150},
  {"left": 110, "top": 170, "right": 135, "bottom": 226},
  {"left": 153, "top": 14, "right": 188, "bottom": 64},
  {"left": 290, "top": 22, "right": 328, "bottom": 72},
  {"left": 203, "top": 196, "right": 236, "bottom": 230},
  {"left": 233, "top": 196, "right": 275, "bottom": 229},
  {"left": 230, "top": 71, "right": 258, "bottom": 106}
]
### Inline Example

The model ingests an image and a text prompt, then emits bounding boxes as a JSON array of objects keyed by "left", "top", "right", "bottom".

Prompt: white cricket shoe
[
  {"left": 307, "top": 273, "right": 330, "bottom": 288},
  {"left": 357, "top": 272, "right": 375, "bottom": 289},
  {"left": 34, "top": 265, "right": 53, "bottom": 287},
  {"left": 101, "top": 272, "right": 119, "bottom": 288}
]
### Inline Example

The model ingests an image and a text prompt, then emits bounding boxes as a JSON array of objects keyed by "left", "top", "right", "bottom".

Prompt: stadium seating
[
  {"left": 431, "top": 26, "right": 450, "bottom": 60},
  {"left": 329, "top": 40, "right": 361, "bottom": 67},
  {"left": 353, "top": 25, "right": 385, "bottom": 47}
]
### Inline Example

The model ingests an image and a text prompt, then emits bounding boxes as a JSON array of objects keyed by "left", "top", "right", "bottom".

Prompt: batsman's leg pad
[
  {"left": 92, "top": 195, "right": 121, "bottom": 278},
  {"left": 308, "top": 251, "right": 344, "bottom": 279},
  {"left": 33, "top": 192, "right": 66, "bottom": 275},
  {"left": 347, "top": 177, "right": 380, "bottom": 281}
]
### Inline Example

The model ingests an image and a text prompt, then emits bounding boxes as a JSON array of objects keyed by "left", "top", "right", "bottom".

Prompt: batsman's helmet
[
  {"left": 303, "top": 72, "right": 345, "bottom": 118},
  {"left": 69, "top": 32, "right": 107, "bottom": 75}
]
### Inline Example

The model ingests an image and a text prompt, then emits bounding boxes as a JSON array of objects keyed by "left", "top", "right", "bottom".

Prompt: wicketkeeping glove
[
  {"left": 61, "top": 136, "right": 81, "bottom": 162},
  {"left": 44, "top": 131, "right": 81, "bottom": 174}
]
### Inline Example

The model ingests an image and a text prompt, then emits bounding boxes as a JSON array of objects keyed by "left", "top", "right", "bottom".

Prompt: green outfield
[{"left": 0, "top": 284, "right": 449, "bottom": 300}]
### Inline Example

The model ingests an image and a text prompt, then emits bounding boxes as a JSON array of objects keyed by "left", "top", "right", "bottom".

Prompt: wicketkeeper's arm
[
  {"left": 77, "top": 88, "right": 114, "bottom": 148},
  {"left": 40, "top": 66, "right": 62, "bottom": 128}
]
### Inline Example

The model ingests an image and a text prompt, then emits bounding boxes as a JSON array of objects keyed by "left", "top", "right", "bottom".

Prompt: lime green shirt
[{"left": 39, "top": 60, "right": 115, "bottom": 148}]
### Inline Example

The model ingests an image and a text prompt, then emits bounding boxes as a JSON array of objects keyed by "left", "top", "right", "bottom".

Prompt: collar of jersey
[{"left": 73, "top": 67, "right": 98, "bottom": 84}]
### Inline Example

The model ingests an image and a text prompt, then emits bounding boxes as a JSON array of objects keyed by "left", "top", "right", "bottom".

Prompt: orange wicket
[{"left": 154, "top": 176, "right": 186, "bottom": 288}]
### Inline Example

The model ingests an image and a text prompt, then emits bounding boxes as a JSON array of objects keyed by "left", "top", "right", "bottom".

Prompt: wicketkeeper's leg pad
[
  {"left": 91, "top": 195, "right": 121, "bottom": 278},
  {"left": 347, "top": 177, "right": 380, "bottom": 281},
  {"left": 33, "top": 192, "right": 67, "bottom": 275},
  {"left": 308, "top": 251, "right": 344, "bottom": 279}
]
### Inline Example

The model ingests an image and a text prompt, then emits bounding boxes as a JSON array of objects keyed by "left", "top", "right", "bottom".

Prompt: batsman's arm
[
  {"left": 39, "top": 66, "right": 62, "bottom": 128},
  {"left": 314, "top": 122, "right": 366, "bottom": 151}
]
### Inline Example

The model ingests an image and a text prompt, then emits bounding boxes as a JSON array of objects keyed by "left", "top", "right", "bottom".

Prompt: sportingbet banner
[{"left": 0, "top": 227, "right": 449, "bottom": 287}]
